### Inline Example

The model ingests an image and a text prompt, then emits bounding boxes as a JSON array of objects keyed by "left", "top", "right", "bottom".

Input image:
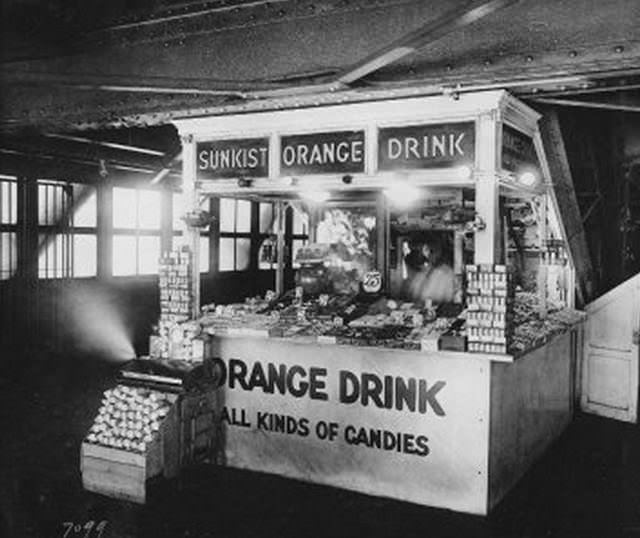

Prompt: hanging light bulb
[
  {"left": 384, "top": 181, "right": 421, "bottom": 208},
  {"left": 518, "top": 171, "right": 537, "bottom": 187},
  {"left": 300, "top": 189, "right": 330, "bottom": 203},
  {"left": 455, "top": 165, "right": 472, "bottom": 180}
]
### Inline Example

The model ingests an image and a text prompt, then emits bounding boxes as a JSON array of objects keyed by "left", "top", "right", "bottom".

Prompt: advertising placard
[
  {"left": 501, "top": 125, "right": 539, "bottom": 173},
  {"left": 209, "top": 338, "right": 491, "bottom": 514},
  {"left": 280, "top": 131, "right": 365, "bottom": 176},
  {"left": 378, "top": 122, "right": 475, "bottom": 171},
  {"left": 197, "top": 138, "right": 269, "bottom": 179}
]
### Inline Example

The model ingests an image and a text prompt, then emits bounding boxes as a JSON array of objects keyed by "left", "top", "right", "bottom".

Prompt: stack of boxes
[
  {"left": 465, "top": 264, "right": 513, "bottom": 354},
  {"left": 150, "top": 246, "right": 209, "bottom": 361}
]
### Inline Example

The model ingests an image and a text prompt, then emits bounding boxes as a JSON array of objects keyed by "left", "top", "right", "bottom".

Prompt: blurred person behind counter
[{"left": 402, "top": 236, "right": 455, "bottom": 305}]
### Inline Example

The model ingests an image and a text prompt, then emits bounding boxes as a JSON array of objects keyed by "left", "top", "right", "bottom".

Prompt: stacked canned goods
[
  {"left": 85, "top": 385, "right": 173, "bottom": 453},
  {"left": 153, "top": 246, "right": 195, "bottom": 360},
  {"left": 465, "top": 264, "right": 514, "bottom": 354}
]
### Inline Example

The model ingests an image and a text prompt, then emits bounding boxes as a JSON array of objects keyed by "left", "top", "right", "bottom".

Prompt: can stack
[
  {"left": 152, "top": 246, "right": 195, "bottom": 360},
  {"left": 85, "top": 385, "right": 174, "bottom": 453},
  {"left": 465, "top": 264, "right": 514, "bottom": 354}
]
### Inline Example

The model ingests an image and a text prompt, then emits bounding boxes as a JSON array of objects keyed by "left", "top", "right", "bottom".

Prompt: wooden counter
[{"left": 205, "top": 325, "right": 581, "bottom": 514}]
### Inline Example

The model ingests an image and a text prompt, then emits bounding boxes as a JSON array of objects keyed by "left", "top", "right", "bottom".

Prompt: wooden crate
[
  {"left": 81, "top": 442, "right": 155, "bottom": 504},
  {"left": 179, "top": 391, "right": 217, "bottom": 467},
  {"left": 81, "top": 394, "right": 180, "bottom": 503}
]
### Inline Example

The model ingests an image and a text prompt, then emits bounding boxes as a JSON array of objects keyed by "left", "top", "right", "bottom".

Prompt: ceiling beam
[
  {"left": 334, "top": 0, "right": 521, "bottom": 87},
  {"left": 43, "top": 133, "right": 166, "bottom": 156},
  {"left": 2, "top": 0, "right": 521, "bottom": 99},
  {"left": 150, "top": 151, "right": 183, "bottom": 185},
  {"left": 531, "top": 97, "right": 640, "bottom": 113},
  {"left": 0, "top": 147, "right": 172, "bottom": 175},
  {"left": 0, "top": 70, "right": 282, "bottom": 96}
]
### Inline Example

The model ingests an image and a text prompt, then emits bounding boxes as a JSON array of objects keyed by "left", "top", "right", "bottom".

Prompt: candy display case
[{"left": 110, "top": 90, "right": 592, "bottom": 515}]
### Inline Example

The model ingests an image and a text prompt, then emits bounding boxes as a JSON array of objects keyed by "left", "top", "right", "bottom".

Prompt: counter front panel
[{"left": 208, "top": 337, "right": 492, "bottom": 514}]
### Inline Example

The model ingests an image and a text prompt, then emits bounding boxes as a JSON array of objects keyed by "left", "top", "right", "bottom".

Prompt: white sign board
[{"left": 209, "top": 337, "right": 491, "bottom": 514}]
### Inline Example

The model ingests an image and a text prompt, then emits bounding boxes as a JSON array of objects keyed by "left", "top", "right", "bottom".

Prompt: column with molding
[
  {"left": 180, "top": 133, "right": 201, "bottom": 318},
  {"left": 474, "top": 110, "right": 501, "bottom": 265}
]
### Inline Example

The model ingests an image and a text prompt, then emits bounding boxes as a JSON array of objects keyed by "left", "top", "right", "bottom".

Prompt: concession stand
[{"left": 82, "top": 90, "right": 587, "bottom": 515}]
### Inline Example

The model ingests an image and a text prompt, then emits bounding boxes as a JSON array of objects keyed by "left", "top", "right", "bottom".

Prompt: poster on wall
[{"left": 208, "top": 338, "right": 491, "bottom": 515}]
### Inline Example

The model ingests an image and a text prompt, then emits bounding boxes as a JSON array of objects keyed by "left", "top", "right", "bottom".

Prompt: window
[
  {"left": 38, "top": 180, "right": 72, "bottom": 278},
  {"left": 71, "top": 184, "right": 97, "bottom": 278},
  {"left": 38, "top": 181, "right": 97, "bottom": 278},
  {"left": 218, "top": 198, "right": 251, "bottom": 271},
  {"left": 172, "top": 193, "right": 211, "bottom": 274},
  {"left": 0, "top": 177, "right": 17, "bottom": 279},
  {"left": 39, "top": 232, "right": 70, "bottom": 278},
  {"left": 258, "top": 202, "right": 276, "bottom": 270},
  {"left": 112, "top": 187, "right": 162, "bottom": 276},
  {"left": 290, "top": 206, "right": 309, "bottom": 269},
  {"left": 73, "top": 234, "right": 97, "bottom": 277}
]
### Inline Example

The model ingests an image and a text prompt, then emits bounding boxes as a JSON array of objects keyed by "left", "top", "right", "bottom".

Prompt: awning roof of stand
[{"left": 1, "top": 0, "right": 639, "bottom": 134}]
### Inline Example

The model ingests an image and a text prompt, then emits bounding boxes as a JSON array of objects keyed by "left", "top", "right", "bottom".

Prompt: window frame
[
  {"left": 112, "top": 185, "right": 162, "bottom": 277},
  {"left": 0, "top": 176, "right": 18, "bottom": 280}
]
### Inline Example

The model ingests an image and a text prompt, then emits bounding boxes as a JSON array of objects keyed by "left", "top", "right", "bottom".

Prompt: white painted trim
[{"left": 174, "top": 91, "right": 507, "bottom": 140}]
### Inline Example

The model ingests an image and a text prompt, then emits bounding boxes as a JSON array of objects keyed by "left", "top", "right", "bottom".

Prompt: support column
[
  {"left": 474, "top": 112, "right": 500, "bottom": 265},
  {"left": 160, "top": 185, "right": 173, "bottom": 255},
  {"left": 375, "top": 192, "right": 389, "bottom": 291},
  {"left": 275, "top": 201, "right": 285, "bottom": 296},
  {"left": 181, "top": 134, "right": 200, "bottom": 318},
  {"left": 97, "top": 180, "right": 112, "bottom": 279}
]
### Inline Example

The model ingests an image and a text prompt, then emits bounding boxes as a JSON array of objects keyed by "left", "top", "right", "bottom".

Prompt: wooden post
[
  {"left": 537, "top": 195, "right": 548, "bottom": 316},
  {"left": 537, "top": 107, "right": 593, "bottom": 305},
  {"left": 474, "top": 112, "right": 500, "bottom": 265},
  {"left": 454, "top": 231, "right": 464, "bottom": 302},
  {"left": 160, "top": 185, "right": 173, "bottom": 255},
  {"left": 181, "top": 134, "right": 200, "bottom": 318},
  {"left": 375, "top": 192, "right": 389, "bottom": 291},
  {"left": 96, "top": 179, "right": 112, "bottom": 279},
  {"left": 275, "top": 201, "right": 285, "bottom": 296}
]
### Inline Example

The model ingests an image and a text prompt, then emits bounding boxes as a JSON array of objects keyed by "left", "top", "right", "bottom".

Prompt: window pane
[
  {"left": 38, "top": 183, "right": 67, "bottom": 225},
  {"left": 38, "top": 234, "right": 68, "bottom": 278},
  {"left": 138, "top": 236, "right": 160, "bottom": 274},
  {"left": 236, "top": 238, "right": 250, "bottom": 271},
  {"left": 258, "top": 236, "right": 276, "bottom": 270},
  {"left": 236, "top": 200, "right": 251, "bottom": 233},
  {"left": 113, "top": 236, "right": 137, "bottom": 275},
  {"left": 219, "top": 238, "right": 235, "bottom": 271},
  {"left": 138, "top": 190, "right": 161, "bottom": 230},
  {"left": 292, "top": 239, "right": 308, "bottom": 269},
  {"left": 200, "top": 236, "right": 210, "bottom": 273},
  {"left": 113, "top": 188, "right": 137, "bottom": 228},
  {"left": 73, "top": 234, "right": 97, "bottom": 277},
  {"left": 219, "top": 198, "right": 235, "bottom": 233},
  {"left": 0, "top": 232, "right": 17, "bottom": 279},
  {"left": 73, "top": 187, "right": 97, "bottom": 227},
  {"left": 1, "top": 180, "right": 17, "bottom": 224},
  {"left": 259, "top": 203, "right": 274, "bottom": 233},
  {"left": 292, "top": 208, "right": 308, "bottom": 235}
]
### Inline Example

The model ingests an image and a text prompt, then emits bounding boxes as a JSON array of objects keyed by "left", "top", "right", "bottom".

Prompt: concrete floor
[{"left": 1, "top": 353, "right": 640, "bottom": 538}]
